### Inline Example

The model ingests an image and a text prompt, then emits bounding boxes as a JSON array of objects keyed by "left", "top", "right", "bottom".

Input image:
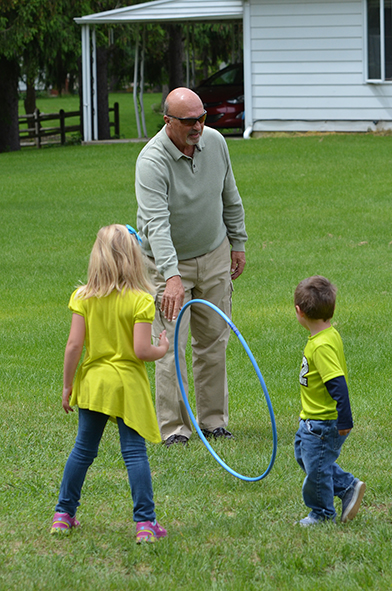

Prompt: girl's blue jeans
[
  {"left": 294, "top": 418, "right": 355, "bottom": 521},
  {"left": 55, "top": 408, "right": 156, "bottom": 522}
]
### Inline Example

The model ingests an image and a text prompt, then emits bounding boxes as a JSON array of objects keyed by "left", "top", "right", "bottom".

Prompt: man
[{"left": 135, "top": 87, "right": 247, "bottom": 447}]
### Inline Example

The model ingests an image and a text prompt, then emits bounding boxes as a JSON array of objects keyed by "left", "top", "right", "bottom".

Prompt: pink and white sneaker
[
  {"left": 136, "top": 520, "right": 167, "bottom": 543},
  {"left": 51, "top": 512, "right": 80, "bottom": 534}
]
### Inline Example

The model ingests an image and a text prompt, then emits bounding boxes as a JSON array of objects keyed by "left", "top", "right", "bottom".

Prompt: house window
[{"left": 367, "top": 0, "right": 392, "bottom": 80}]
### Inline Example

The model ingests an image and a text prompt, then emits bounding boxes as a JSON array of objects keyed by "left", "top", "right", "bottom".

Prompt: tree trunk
[
  {"left": 0, "top": 56, "right": 20, "bottom": 153},
  {"left": 96, "top": 46, "right": 110, "bottom": 140},
  {"left": 167, "top": 24, "right": 184, "bottom": 91},
  {"left": 24, "top": 78, "right": 36, "bottom": 138},
  {"left": 79, "top": 48, "right": 110, "bottom": 141},
  {"left": 161, "top": 83, "right": 169, "bottom": 110},
  {"left": 24, "top": 78, "right": 36, "bottom": 114}
]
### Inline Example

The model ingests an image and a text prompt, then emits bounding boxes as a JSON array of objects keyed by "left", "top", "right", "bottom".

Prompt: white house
[{"left": 75, "top": 0, "right": 392, "bottom": 140}]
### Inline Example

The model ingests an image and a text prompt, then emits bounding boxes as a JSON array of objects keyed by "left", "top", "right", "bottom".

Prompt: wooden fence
[{"left": 19, "top": 103, "right": 120, "bottom": 148}]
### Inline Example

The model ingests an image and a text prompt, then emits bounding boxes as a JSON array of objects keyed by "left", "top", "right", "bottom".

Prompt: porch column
[
  {"left": 81, "top": 25, "right": 92, "bottom": 142},
  {"left": 133, "top": 26, "right": 142, "bottom": 139},
  {"left": 92, "top": 27, "right": 98, "bottom": 140}
]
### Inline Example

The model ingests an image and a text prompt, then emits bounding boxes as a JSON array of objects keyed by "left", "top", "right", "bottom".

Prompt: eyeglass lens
[{"left": 169, "top": 112, "right": 207, "bottom": 126}]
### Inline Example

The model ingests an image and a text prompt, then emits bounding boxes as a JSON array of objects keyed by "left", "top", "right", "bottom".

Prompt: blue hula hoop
[{"left": 174, "top": 299, "right": 278, "bottom": 482}]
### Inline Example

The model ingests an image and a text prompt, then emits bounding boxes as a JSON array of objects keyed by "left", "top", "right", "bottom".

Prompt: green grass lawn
[{"left": 1, "top": 134, "right": 392, "bottom": 590}]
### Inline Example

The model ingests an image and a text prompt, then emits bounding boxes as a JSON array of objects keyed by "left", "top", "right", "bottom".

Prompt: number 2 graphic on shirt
[{"left": 299, "top": 356, "right": 309, "bottom": 387}]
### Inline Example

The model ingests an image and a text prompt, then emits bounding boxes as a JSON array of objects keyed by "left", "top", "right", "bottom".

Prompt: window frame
[{"left": 365, "top": 0, "right": 392, "bottom": 83}]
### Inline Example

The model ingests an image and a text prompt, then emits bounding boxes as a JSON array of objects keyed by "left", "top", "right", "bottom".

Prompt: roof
[{"left": 74, "top": 0, "right": 243, "bottom": 24}]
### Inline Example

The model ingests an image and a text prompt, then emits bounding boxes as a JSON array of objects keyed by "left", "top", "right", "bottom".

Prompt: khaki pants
[{"left": 147, "top": 237, "right": 232, "bottom": 440}]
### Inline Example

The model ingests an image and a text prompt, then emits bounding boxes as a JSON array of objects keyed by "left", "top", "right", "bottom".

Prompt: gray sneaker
[
  {"left": 298, "top": 514, "right": 335, "bottom": 527},
  {"left": 298, "top": 515, "right": 321, "bottom": 527},
  {"left": 341, "top": 479, "right": 366, "bottom": 523}
]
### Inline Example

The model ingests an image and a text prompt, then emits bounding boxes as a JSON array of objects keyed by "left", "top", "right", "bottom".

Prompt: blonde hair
[{"left": 76, "top": 224, "right": 154, "bottom": 299}]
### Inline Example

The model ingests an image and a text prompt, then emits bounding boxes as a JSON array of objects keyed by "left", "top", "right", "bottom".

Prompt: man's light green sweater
[{"left": 135, "top": 125, "right": 247, "bottom": 280}]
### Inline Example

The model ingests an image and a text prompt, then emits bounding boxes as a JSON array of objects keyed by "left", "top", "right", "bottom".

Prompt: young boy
[{"left": 294, "top": 276, "right": 366, "bottom": 526}]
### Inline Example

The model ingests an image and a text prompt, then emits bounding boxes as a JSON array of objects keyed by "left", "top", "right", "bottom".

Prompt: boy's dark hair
[{"left": 294, "top": 276, "right": 337, "bottom": 321}]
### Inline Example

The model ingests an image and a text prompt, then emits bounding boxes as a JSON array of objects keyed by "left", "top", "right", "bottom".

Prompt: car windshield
[{"left": 204, "top": 65, "right": 243, "bottom": 86}]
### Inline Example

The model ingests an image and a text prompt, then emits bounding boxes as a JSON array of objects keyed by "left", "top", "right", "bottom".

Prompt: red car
[{"left": 194, "top": 64, "right": 244, "bottom": 130}]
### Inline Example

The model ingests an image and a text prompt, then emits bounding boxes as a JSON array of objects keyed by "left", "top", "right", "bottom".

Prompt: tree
[
  {"left": 0, "top": 0, "right": 76, "bottom": 150},
  {"left": 0, "top": 0, "right": 41, "bottom": 151},
  {"left": 0, "top": 1, "right": 133, "bottom": 151},
  {"left": 96, "top": 45, "right": 110, "bottom": 139},
  {"left": 167, "top": 23, "right": 184, "bottom": 90},
  {"left": 0, "top": 0, "right": 242, "bottom": 152},
  {"left": 191, "top": 22, "right": 243, "bottom": 82},
  {"left": 0, "top": 54, "right": 20, "bottom": 152}
]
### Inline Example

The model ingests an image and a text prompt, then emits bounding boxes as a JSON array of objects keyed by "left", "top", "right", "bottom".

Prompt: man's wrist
[
  {"left": 163, "top": 264, "right": 180, "bottom": 279},
  {"left": 165, "top": 274, "right": 182, "bottom": 283}
]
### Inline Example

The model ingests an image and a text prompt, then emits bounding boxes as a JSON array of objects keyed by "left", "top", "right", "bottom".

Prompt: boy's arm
[{"left": 325, "top": 375, "right": 353, "bottom": 434}]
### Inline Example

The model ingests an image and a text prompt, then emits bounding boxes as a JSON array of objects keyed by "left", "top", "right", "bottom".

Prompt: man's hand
[
  {"left": 231, "top": 251, "right": 246, "bottom": 280},
  {"left": 161, "top": 275, "right": 185, "bottom": 321}
]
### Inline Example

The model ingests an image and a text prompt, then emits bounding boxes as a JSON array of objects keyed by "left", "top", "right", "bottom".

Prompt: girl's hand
[
  {"left": 158, "top": 330, "right": 170, "bottom": 354},
  {"left": 62, "top": 386, "right": 74, "bottom": 414},
  {"left": 134, "top": 323, "right": 169, "bottom": 361}
]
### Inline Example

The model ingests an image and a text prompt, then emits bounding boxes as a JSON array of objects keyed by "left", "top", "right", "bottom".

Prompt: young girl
[{"left": 51, "top": 224, "right": 169, "bottom": 543}]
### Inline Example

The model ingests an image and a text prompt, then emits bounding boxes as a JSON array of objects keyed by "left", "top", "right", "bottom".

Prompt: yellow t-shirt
[
  {"left": 299, "top": 326, "right": 347, "bottom": 421},
  {"left": 69, "top": 288, "right": 161, "bottom": 443}
]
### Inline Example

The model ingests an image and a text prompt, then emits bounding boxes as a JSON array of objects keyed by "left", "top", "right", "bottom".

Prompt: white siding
[{"left": 249, "top": 0, "right": 392, "bottom": 131}]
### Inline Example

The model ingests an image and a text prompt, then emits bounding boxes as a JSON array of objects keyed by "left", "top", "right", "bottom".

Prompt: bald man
[{"left": 135, "top": 88, "right": 247, "bottom": 447}]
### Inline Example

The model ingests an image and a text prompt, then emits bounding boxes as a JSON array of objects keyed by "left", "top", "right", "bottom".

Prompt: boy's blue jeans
[
  {"left": 294, "top": 419, "right": 355, "bottom": 521},
  {"left": 55, "top": 408, "right": 156, "bottom": 522}
]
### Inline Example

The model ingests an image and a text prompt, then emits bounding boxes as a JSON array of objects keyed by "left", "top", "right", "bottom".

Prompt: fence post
[
  {"left": 60, "top": 109, "right": 66, "bottom": 144},
  {"left": 34, "top": 108, "right": 41, "bottom": 148},
  {"left": 114, "top": 102, "right": 120, "bottom": 137}
]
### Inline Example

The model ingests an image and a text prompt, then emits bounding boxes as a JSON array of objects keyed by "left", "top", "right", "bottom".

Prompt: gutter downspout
[
  {"left": 242, "top": 0, "right": 253, "bottom": 139},
  {"left": 243, "top": 126, "right": 253, "bottom": 139}
]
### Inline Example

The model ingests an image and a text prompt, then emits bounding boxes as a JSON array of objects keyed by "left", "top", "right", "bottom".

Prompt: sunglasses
[{"left": 167, "top": 110, "right": 207, "bottom": 126}]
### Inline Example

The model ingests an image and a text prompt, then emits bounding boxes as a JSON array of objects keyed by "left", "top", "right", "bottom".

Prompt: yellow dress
[{"left": 69, "top": 288, "right": 161, "bottom": 443}]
